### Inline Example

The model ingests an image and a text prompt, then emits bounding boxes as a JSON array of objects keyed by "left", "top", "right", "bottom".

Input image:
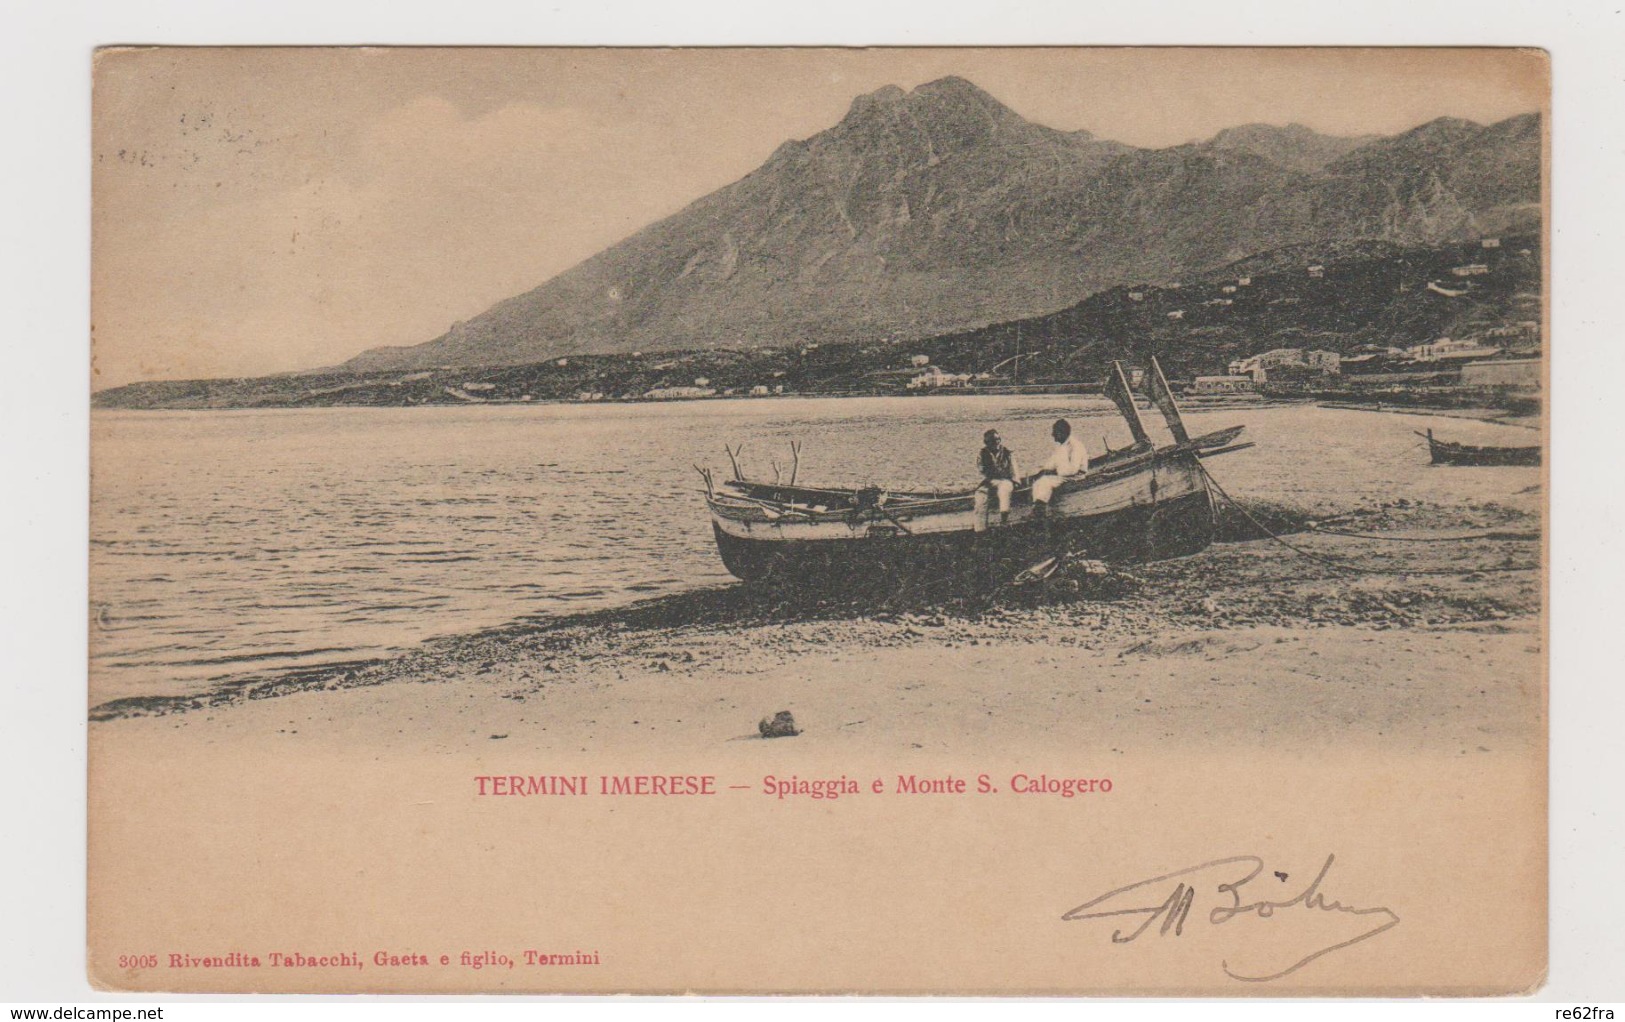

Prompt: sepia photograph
[{"left": 84, "top": 46, "right": 1548, "bottom": 995}]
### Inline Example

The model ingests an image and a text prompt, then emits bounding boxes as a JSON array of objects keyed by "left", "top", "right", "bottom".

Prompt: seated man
[
  {"left": 1030, "top": 418, "right": 1089, "bottom": 513},
  {"left": 973, "top": 428, "right": 1019, "bottom": 530}
]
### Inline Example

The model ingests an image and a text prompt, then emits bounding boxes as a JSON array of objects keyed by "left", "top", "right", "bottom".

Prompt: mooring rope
[{"left": 1197, "top": 463, "right": 1540, "bottom": 577}]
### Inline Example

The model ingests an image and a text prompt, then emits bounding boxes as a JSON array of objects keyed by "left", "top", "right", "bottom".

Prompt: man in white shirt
[{"left": 1030, "top": 418, "right": 1089, "bottom": 512}]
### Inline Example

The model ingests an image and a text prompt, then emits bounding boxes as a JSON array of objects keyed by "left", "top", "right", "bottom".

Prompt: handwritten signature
[{"left": 1061, "top": 854, "right": 1400, "bottom": 982}]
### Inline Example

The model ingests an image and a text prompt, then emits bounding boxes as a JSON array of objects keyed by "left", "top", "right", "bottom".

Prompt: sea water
[{"left": 90, "top": 398, "right": 1540, "bottom": 702}]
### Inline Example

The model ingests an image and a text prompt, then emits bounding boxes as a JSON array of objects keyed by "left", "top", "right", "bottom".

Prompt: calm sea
[{"left": 89, "top": 398, "right": 1540, "bottom": 702}]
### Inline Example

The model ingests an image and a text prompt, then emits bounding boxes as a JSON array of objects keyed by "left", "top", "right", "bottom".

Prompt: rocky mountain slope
[{"left": 338, "top": 77, "right": 1542, "bottom": 372}]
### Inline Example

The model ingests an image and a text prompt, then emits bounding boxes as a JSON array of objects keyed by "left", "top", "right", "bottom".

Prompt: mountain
[
  {"left": 1206, "top": 122, "right": 1375, "bottom": 173},
  {"left": 340, "top": 77, "right": 1541, "bottom": 373},
  {"left": 1315, "top": 114, "right": 1543, "bottom": 241}
]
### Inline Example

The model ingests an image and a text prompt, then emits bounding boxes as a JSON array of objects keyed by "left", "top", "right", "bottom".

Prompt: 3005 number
[{"left": 118, "top": 954, "right": 158, "bottom": 969}]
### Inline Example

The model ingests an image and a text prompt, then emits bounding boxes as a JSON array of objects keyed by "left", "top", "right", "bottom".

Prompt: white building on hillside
[
  {"left": 907, "top": 367, "right": 972, "bottom": 390},
  {"left": 1191, "top": 375, "right": 1256, "bottom": 395},
  {"left": 1229, "top": 348, "right": 1312, "bottom": 383},
  {"left": 1405, "top": 338, "right": 1499, "bottom": 361}
]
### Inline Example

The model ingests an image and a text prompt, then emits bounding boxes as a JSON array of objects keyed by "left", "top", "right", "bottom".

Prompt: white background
[{"left": 2, "top": 0, "right": 1621, "bottom": 1014}]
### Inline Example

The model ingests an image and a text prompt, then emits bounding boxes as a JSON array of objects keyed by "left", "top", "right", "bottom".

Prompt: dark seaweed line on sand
[
  {"left": 89, "top": 657, "right": 396, "bottom": 721},
  {"left": 87, "top": 578, "right": 994, "bottom": 721}
]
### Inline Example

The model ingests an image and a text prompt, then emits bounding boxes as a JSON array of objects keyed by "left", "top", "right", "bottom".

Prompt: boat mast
[
  {"left": 1146, "top": 356, "right": 1191, "bottom": 445},
  {"left": 1104, "top": 361, "right": 1152, "bottom": 446}
]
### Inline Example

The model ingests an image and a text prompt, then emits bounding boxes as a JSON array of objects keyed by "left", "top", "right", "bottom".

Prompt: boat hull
[
  {"left": 703, "top": 359, "right": 1236, "bottom": 588},
  {"left": 1416, "top": 429, "right": 1540, "bottom": 467},
  {"left": 1426, "top": 440, "right": 1541, "bottom": 467},
  {"left": 710, "top": 485, "right": 1215, "bottom": 586}
]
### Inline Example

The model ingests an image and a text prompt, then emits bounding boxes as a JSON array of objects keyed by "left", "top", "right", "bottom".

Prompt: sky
[{"left": 91, "top": 47, "right": 1548, "bottom": 388}]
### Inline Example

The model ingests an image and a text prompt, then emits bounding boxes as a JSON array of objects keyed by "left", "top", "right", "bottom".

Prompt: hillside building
[
  {"left": 1228, "top": 347, "right": 1340, "bottom": 384},
  {"left": 1190, "top": 375, "right": 1256, "bottom": 395},
  {"left": 1484, "top": 322, "right": 1540, "bottom": 343},
  {"left": 1231, "top": 348, "right": 1303, "bottom": 381},
  {"left": 908, "top": 366, "right": 972, "bottom": 390},
  {"left": 1405, "top": 338, "right": 1500, "bottom": 362}
]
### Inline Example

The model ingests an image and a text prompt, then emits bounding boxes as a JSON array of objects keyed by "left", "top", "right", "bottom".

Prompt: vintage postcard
[{"left": 88, "top": 47, "right": 1548, "bottom": 994}]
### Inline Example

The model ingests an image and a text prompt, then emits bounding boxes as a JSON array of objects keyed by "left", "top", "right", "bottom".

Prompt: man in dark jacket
[{"left": 974, "top": 429, "right": 1019, "bottom": 530}]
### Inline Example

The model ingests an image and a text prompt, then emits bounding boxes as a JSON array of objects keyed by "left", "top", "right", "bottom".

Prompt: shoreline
[
  {"left": 1313, "top": 401, "right": 1542, "bottom": 429},
  {"left": 90, "top": 389, "right": 1531, "bottom": 417},
  {"left": 91, "top": 495, "right": 1543, "bottom": 758},
  {"left": 90, "top": 390, "right": 1310, "bottom": 413}
]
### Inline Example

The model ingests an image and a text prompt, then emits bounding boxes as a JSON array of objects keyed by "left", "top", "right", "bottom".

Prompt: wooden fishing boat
[
  {"left": 1417, "top": 429, "right": 1541, "bottom": 467},
  {"left": 701, "top": 358, "right": 1253, "bottom": 586}
]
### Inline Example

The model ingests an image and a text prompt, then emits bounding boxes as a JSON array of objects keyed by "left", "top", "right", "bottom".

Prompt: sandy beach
[{"left": 86, "top": 490, "right": 1547, "bottom": 995}]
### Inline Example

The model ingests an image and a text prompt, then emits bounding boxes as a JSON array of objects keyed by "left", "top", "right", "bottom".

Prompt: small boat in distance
[
  {"left": 1417, "top": 429, "right": 1541, "bottom": 467},
  {"left": 701, "top": 358, "right": 1254, "bottom": 586}
]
